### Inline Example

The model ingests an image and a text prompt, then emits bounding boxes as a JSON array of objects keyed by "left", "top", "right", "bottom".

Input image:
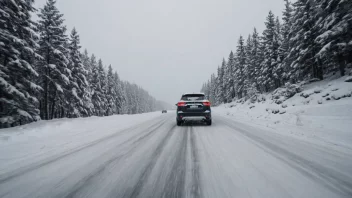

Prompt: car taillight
[
  {"left": 203, "top": 101, "right": 211, "bottom": 106},
  {"left": 177, "top": 101, "right": 186, "bottom": 107}
]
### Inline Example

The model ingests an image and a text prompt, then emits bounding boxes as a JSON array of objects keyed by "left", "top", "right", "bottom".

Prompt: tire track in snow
[
  {"left": 122, "top": 124, "right": 177, "bottom": 198},
  {"left": 190, "top": 126, "right": 202, "bottom": 198},
  {"left": 161, "top": 126, "right": 188, "bottom": 198},
  {"left": 60, "top": 117, "right": 171, "bottom": 198},
  {"left": 219, "top": 116, "right": 352, "bottom": 197},
  {"left": 0, "top": 116, "right": 168, "bottom": 185}
]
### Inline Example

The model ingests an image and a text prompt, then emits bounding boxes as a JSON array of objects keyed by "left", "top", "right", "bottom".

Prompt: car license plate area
[{"left": 189, "top": 105, "right": 199, "bottom": 109}]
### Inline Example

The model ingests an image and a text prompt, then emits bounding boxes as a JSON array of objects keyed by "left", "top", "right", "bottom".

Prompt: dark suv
[{"left": 176, "top": 93, "right": 212, "bottom": 126}]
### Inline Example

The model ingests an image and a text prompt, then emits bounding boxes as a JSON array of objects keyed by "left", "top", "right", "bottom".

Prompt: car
[
  {"left": 162, "top": 110, "right": 167, "bottom": 113},
  {"left": 176, "top": 93, "right": 212, "bottom": 126}
]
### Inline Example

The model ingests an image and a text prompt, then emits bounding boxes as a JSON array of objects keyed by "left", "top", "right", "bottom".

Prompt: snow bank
[
  {"left": 0, "top": 112, "right": 163, "bottom": 173},
  {"left": 214, "top": 76, "right": 352, "bottom": 148}
]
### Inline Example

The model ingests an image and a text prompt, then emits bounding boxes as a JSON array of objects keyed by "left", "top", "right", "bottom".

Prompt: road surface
[{"left": 0, "top": 113, "right": 351, "bottom": 198}]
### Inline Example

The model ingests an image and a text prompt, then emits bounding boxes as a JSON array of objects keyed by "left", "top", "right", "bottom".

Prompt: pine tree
[
  {"left": 215, "top": 66, "right": 222, "bottom": 105},
  {"left": 260, "top": 11, "right": 279, "bottom": 91},
  {"left": 0, "top": 0, "right": 42, "bottom": 127},
  {"left": 113, "top": 72, "right": 124, "bottom": 114},
  {"left": 220, "top": 59, "right": 228, "bottom": 103},
  {"left": 210, "top": 73, "right": 217, "bottom": 104},
  {"left": 98, "top": 59, "right": 108, "bottom": 116},
  {"left": 315, "top": 0, "right": 352, "bottom": 76},
  {"left": 90, "top": 54, "right": 102, "bottom": 116},
  {"left": 286, "top": 0, "right": 322, "bottom": 82},
  {"left": 225, "top": 51, "right": 235, "bottom": 101},
  {"left": 235, "top": 36, "right": 246, "bottom": 98},
  {"left": 244, "top": 34, "right": 253, "bottom": 98},
  {"left": 106, "top": 65, "right": 116, "bottom": 116},
  {"left": 37, "top": 0, "right": 70, "bottom": 120},
  {"left": 251, "top": 28, "right": 263, "bottom": 92},
  {"left": 279, "top": 0, "right": 293, "bottom": 82},
  {"left": 273, "top": 17, "right": 283, "bottom": 88},
  {"left": 80, "top": 49, "right": 94, "bottom": 115},
  {"left": 68, "top": 28, "right": 90, "bottom": 117},
  {"left": 216, "top": 61, "right": 226, "bottom": 104}
]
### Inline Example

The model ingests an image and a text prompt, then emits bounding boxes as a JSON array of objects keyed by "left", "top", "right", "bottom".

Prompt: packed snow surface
[
  {"left": 0, "top": 82, "right": 352, "bottom": 198},
  {"left": 215, "top": 76, "right": 352, "bottom": 148}
]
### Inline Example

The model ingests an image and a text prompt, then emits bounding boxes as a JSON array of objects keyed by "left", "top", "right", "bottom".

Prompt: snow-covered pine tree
[
  {"left": 315, "top": 0, "right": 352, "bottom": 76},
  {"left": 0, "top": 0, "right": 42, "bottom": 127},
  {"left": 204, "top": 80, "right": 211, "bottom": 101},
  {"left": 106, "top": 65, "right": 116, "bottom": 116},
  {"left": 205, "top": 82, "right": 210, "bottom": 98},
  {"left": 134, "top": 85, "right": 141, "bottom": 113},
  {"left": 279, "top": 0, "right": 293, "bottom": 82},
  {"left": 127, "top": 83, "right": 137, "bottom": 114},
  {"left": 113, "top": 71, "right": 125, "bottom": 114},
  {"left": 119, "top": 82, "right": 127, "bottom": 114},
  {"left": 220, "top": 58, "right": 228, "bottom": 103},
  {"left": 123, "top": 82, "right": 131, "bottom": 114},
  {"left": 216, "top": 61, "right": 226, "bottom": 104},
  {"left": 80, "top": 49, "right": 94, "bottom": 115},
  {"left": 201, "top": 0, "right": 352, "bottom": 106},
  {"left": 244, "top": 34, "right": 254, "bottom": 98},
  {"left": 90, "top": 54, "right": 102, "bottom": 116},
  {"left": 225, "top": 51, "right": 235, "bottom": 102},
  {"left": 286, "top": 0, "right": 322, "bottom": 82},
  {"left": 210, "top": 73, "right": 217, "bottom": 104},
  {"left": 97, "top": 59, "right": 108, "bottom": 116},
  {"left": 260, "top": 11, "right": 279, "bottom": 91},
  {"left": 214, "top": 66, "right": 221, "bottom": 105},
  {"left": 68, "top": 28, "right": 90, "bottom": 117},
  {"left": 200, "top": 83, "right": 206, "bottom": 97},
  {"left": 36, "top": 0, "right": 70, "bottom": 120},
  {"left": 273, "top": 17, "right": 283, "bottom": 88},
  {"left": 251, "top": 28, "right": 263, "bottom": 92},
  {"left": 235, "top": 36, "right": 246, "bottom": 98},
  {"left": 81, "top": 50, "right": 91, "bottom": 80}
]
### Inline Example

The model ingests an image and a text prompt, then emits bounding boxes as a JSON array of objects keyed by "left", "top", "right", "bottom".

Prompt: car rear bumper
[{"left": 177, "top": 111, "right": 211, "bottom": 121}]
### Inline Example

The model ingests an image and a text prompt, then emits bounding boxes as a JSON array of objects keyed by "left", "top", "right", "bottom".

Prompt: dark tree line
[
  {"left": 201, "top": 0, "right": 352, "bottom": 105},
  {"left": 0, "top": 0, "right": 160, "bottom": 128}
]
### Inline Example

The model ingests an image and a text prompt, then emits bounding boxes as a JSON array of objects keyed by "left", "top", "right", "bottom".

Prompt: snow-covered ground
[
  {"left": 0, "top": 112, "right": 163, "bottom": 175},
  {"left": 214, "top": 76, "right": 352, "bottom": 149},
  {"left": 0, "top": 82, "right": 351, "bottom": 198}
]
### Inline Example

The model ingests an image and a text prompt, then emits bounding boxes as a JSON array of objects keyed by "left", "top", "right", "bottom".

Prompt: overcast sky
[{"left": 34, "top": 0, "right": 285, "bottom": 105}]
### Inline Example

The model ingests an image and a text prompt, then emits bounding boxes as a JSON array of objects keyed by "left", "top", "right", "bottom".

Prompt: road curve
[{"left": 0, "top": 113, "right": 351, "bottom": 198}]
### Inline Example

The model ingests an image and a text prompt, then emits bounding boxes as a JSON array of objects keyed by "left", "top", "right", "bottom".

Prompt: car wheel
[
  {"left": 177, "top": 120, "right": 182, "bottom": 126},
  {"left": 206, "top": 120, "right": 212, "bottom": 126}
]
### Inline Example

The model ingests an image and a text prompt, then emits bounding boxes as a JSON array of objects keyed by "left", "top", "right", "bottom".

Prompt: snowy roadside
[
  {"left": 0, "top": 112, "right": 163, "bottom": 174},
  {"left": 213, "top": 76, "right": 352, "bottom": 150}
]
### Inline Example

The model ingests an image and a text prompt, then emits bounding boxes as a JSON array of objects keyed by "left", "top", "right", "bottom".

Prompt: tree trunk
[
  {"left": 50, "top": 94, "right": 56, "bottom": 119},
  {"left": 44, "top": 77, "right": 49, "bottom": 120},
  {"left": 338, "top": 54, "right": 345, "bottom": 76},
  {"left": 39, "top": 100, "right": 44, "bottom": 119}
]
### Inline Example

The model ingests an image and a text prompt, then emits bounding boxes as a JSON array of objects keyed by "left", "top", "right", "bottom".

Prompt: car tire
[
  {"left": 177, "top": 120, "right": 182, "bottom": 126},
  {"left": 206, "top": 120, "right": 212, "bottom": 126}
]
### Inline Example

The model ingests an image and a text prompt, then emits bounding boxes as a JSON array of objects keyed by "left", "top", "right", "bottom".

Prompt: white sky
[{"left": 34, "top": 0, "right": 285, "bottom": 105}]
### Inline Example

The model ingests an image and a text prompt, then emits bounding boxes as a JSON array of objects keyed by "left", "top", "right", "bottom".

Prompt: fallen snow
[
  {"left": 0, "top": 108, "right": 351, "bottom": 197},
  {"left": 0, "top": 112, "right": 163, "bottom": 174},
  {"left": 213, "top": 76, "right": 352, "bottom": 149}
]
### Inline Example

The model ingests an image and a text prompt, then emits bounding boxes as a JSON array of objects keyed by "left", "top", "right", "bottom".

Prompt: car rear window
[{"left": 181, "top": 94, "right": 205, "bottom": 101}]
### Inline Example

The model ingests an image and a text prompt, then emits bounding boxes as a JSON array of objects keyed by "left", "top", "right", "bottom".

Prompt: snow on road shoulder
[
  {"left": 0, "top": 112, "right": 163, "bottom": 143},
  {"left": 213, "top": 76, "right": 352, "bottom": 149},
  {"left": 0, "top": 112, "right": 163, "bottom": 173}
]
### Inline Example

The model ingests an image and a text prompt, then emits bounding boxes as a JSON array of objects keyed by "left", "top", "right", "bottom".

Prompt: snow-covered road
[{"left": 0, "top": 112, "right": 351, "bottom": 198}]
